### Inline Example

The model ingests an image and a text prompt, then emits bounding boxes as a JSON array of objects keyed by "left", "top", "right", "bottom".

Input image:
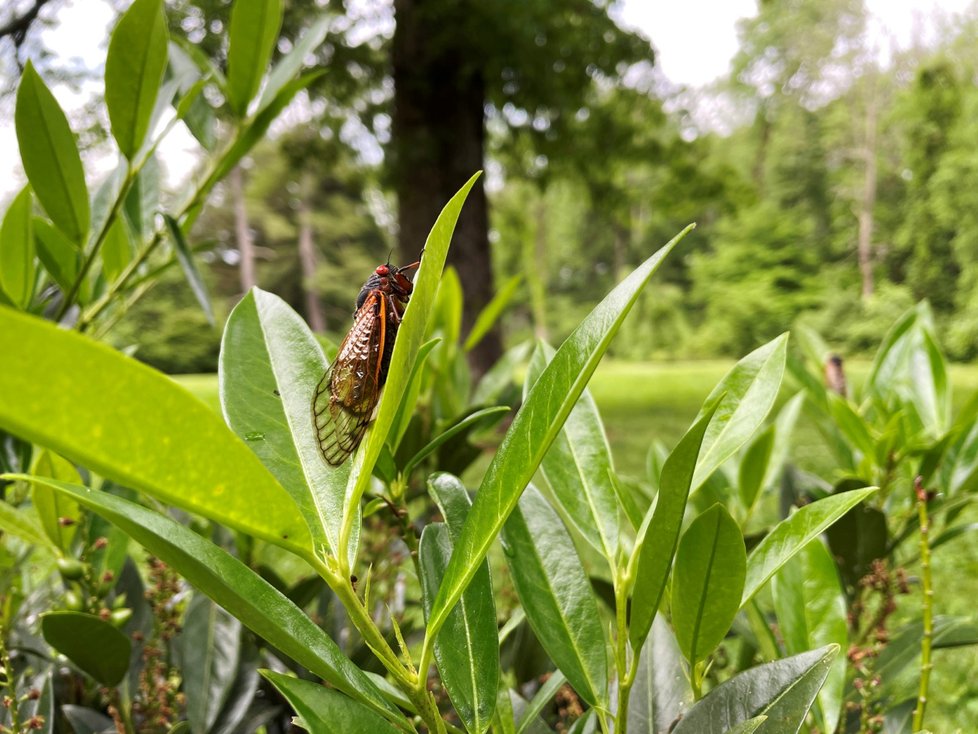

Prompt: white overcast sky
[{"left": 0, "top": 0, "right": 973, "bottom": 198}]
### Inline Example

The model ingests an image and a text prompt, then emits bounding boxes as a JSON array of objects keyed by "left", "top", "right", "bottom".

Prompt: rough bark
[
  {"left": 230, "top": 165, "right": 256, "bottom": 293},
  {"left": 391, "top": 0, "right": 502, "bottom": 376},
  {"left": 297, "top": 187, "right": 326, "bottom": 333}
]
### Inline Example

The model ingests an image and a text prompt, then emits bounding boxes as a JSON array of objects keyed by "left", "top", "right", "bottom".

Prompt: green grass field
[{"left": 172, "top": 361, "right": 978, "bottom": 730}]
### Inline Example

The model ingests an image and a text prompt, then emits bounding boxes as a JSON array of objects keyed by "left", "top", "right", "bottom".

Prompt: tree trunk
[
  {"left": 231, "top": 166, "right": 256, "bottom": 293},
  {"left": 297, "top": 184, "right": 326, "bottom": 333},
  {"left": 857, "top": 80, "right": 878, "bottom": 300},
  {"left": 392, "top": 0, "right": 501, "bottom": 376}
]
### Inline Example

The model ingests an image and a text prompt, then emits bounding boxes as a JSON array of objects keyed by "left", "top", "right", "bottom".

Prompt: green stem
[
  {"left": 0, "top": 632, "right": 22, "bottom": 733},
  {"left": 912, "top": 477, "right": 933, "bottom": 733},
  {"left": 612, "top": 569, "right": 634, "bottom": 734}
]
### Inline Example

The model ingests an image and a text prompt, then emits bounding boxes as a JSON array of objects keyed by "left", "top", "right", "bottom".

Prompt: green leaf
[
  {"left": 627, "top": 614, "right": 692, "bottom": 734},
  {"left": 630, "top": 397, "right": 721, "bottom": 650},
  {"left": 514, "top": 671, "right": 566, "bottom": 734},
  {"left": 426, "top": 225, "right": 691, "bottom": 648},
  {"left": 15, "top": 61, "right": 90, "bottom": 245},
  {"left": 403, "top": 407, "right": 510, "bottom": 479},
  {"left": 339, "top": 174, "right": 482, "bottom": 561},
  {"left": 263, "top": 671, "right": 402, "bottom": 734},
  {"left": 101, "top": 215, "right": 132, "bottom": 283},
  {"left": 0, "top": 187, "right": 35, "bottom": 308},
  {"left": 723, "top": 717, "right": 767, "bottom": 734},
  {"left": 741, "top": 487, "right": 877, "bottom": 606},
  {"left": 104, "top": 0, "right": 168, "bottom": 158},
  {"left": 11, "top": 475, "right": 408, "bottom": 730},
  {"left": 464, "top": 274, "right": 522, "bottom": 352},
  {"left": 124, "top": 154, "right": 160, "bottom": 242},
  {"left": 772, "top": 540, "right": 846, "bottom": 734},
  {"left": 179, "top": 595, "right": 242, "bottom": 734},
  {"left": 671, "top": 504, "right": 746, "bottom": 665},
  {"left": 419, "top": 524, "right": 498, "bottom": 733},
  {"left": 0, "top": 498, "right": 55, "bottom": 551},
  {"left": 0, "top": 308, "right": 311, "bottom": 553},
  {"left": 672, "top": 645, "right": 838, "bottom": 734},
  {"left": 824, "top": 501, "right": 887, "bottom": 589},
  {"left": 692, "top": 334, "right": 788, "bottom": 492},
  {"left": 525, "top": 341, "right": 618, "bottom": 561},
  {"left": 62, "top": 705, "right": 114, "bottom": 734},
  {"left": 258, "top": 15, "right": 329, "bottom": 111},
  {"left": 226, "top": 0, "right": 283, "bottom": 117},
  {"left": 220, "top": 288, "right": 351, "bottom": 563},
  {"left": 389, "top": 338, "right": 440, "bottom": 450},
  {"left": 165, "top": 214, "right": 214, "bottom": 324},
  {"left": 31, "top": 449, "right": 81, "bottom": 552},
  {"left": 826, "top": 393, "right": 876, "bottom": 460},
  {"left": 34, "top": 218, "right": 80, "bottom": 293},
  {"left": 41, "top": 611, "right": 131, "bottom": 686},
  {"left": 501, "top": 485, "right": 608, "bottom": 708},
  {"left": 738, "top": 426, "right": 774, "bottom": 512}
]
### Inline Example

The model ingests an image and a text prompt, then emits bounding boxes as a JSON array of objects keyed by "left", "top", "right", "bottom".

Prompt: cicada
[{"left": 313, "top": 258, "right": 421, "bottom": 465}]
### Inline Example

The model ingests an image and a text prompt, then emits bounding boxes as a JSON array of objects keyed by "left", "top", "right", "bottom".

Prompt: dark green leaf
[
  {"left": 389, "top": 338, "right": 440, "bottom": 450},
  {"left": 179, "top": 595, "right": 241, "bottom": 734},
  {"left": 692, "top": 334, "right": 788, "bottom": 492},
  {"left": 15, "top": 62, "right": 90, "bottom": 244},
  {"left": 671, "top": 504, "right": 746, "bottom": 665},
  {"left": 723, "top": 717, "right": 767, "bottom": 734},
  {"left": 42, "top": 611, "right": 131, "bottom": 686},
  {"left": 825, "top": 502, "right": 887, "bottom": 589},
  {"left": 772, "top": 540, "right": 847, "bottom": 734},
  {"left": 525, "top": 341, "right": 618, "bottom": 561},
  {"left": 742, "top": 487, "right": 877, "bottom": 606},
  {"left": 34, "top": 218, "right": 80, "bottom": 294},
  {"left": 104, "top": 0, "right": 168, "bottom": 158},
  {"left": 630, "top": 398, "right": 721, "bottom": 649},
  {"left": 404, "top": 407, "right": 510, "bottom": 479},
  {"left": 11, "top": 475, "right": 408, "bottom": 730},
  {"left": 226, "top": 0, "right": 283, "bottom": 117},
  {"left": 262, "top": 670, "right": 403, "bottom": 734},
  {"left": 62, "top": 706, "right": 115, "bottom": 734},
  {"left": 514, "top": 671, "right": 565, "bottom": 734},
  {"left": 738, "top": 426, "right": 774, "bottom": 512},
  {"left": 165, "top": 214, "right": 214, "bottom": 324},
  {"left": 501, "top": 485, "right": 608, "bottom": 708},
  {"left": 419, "top": 524, "right": 498, "bottom": 733},
  {"left": 427, "top": 226, "right": 692, "bottom": 647},
  {"left": 0, "top": 187, "right": 35, "bottom": 308},
  {"left": 672, "top": 645, "right": 838, "bottom": 734}
]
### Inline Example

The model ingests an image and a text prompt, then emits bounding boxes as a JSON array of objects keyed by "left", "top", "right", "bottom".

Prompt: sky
[{"left": 0, "top": 0, "right": 974, "bottom": 198}]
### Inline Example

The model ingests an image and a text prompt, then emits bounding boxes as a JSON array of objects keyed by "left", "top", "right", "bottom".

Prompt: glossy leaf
[
  {"left": 105, "top": 0, "right": 168, "bottom": 158},
  {"left": 220, "top": 288, "right": 338, "bottom": 555},
  {"left": 258, "top": 15, "right": 330, "bottom": 111},
  {"left": 741, "top": 487, "right": 877, "bottom": 606},
  {"left": 389, "top": 338, "right": 440, "bottom": 450},
  {"left": 525, "top": 341, "right": 618, "bottom": 561},
  {"left": 15, "top": 61, "right": 90, "bottom": 244},
  {"left": 165, "top": 214, "right": 214, "bottom": 324},
  {"left": 692, "top": 334, "right": 788, "bottom": 492},
  {"left": 420, "top": 524, "right": 498, "bottom": 733},
  {"left": 630, "top": 398, "right": 721, "bottom": 649},
  {"left": 124, "top": 154, "right": 160, "bottom": 242},
  {"left": 427, "top": 225, "right": 692, "bottom": 647},
  {"left": 464, "top": 274, "right": 522, "bottom": 352},
  {"left": 724, "top": 717, "right": 767, "bottom": 734},
  {"left": 226, "top": 0, "right": 283, "bottom": 117},
  {"left": 0, "top": 307, "right": 310, "bottom": 552},
  {"left": 262, "top": 671, "right": 402, "bottom": 734},
  {"left": 179, "top": 595, "right": 241, "bottom": 734},
  {"left": 31, "top": 449, "right": 82, "bottom": 552},
  {"left": 10, "top": 475, "right": 408, "bottom": 730},
  {"left": 627, "top": 614, "right": 692, "bottom": 734},
  {"left": 41, "top": 611, "right": 131, "bottom": 686},
  {"left": 501, "top": 485, "right": 608, "bottom": 707},
  {"left": 772, "top": 540, "right": 846, "bottom": 734},
  {"left": 0, "top": 187, "right": 35, "bottom": 308},
  {"left": 826, "top": 394, "right": 876, "bottom": 460},
  {"left": 672, "top": 645, "right": 838, "bottom": 734},
  {"left": 340, "top": 174, "right": 481, "bottom": 562},
  {"left": 671, "top": 504, "right": 746, "bottom": 665}
]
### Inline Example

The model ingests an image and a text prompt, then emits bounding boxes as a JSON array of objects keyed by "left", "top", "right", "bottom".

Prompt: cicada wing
[{"left": 313, "top": 293, "right": 388, "bottom": 466}]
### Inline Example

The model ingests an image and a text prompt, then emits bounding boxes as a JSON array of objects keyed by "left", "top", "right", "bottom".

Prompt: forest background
[{"left": 2, "top": 0, "right": 977, "bottom": 375}]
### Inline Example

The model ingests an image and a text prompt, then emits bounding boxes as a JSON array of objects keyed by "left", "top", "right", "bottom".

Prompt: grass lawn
[{"left": 172, "top": 359, "right": 978, "bottom": 731}]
